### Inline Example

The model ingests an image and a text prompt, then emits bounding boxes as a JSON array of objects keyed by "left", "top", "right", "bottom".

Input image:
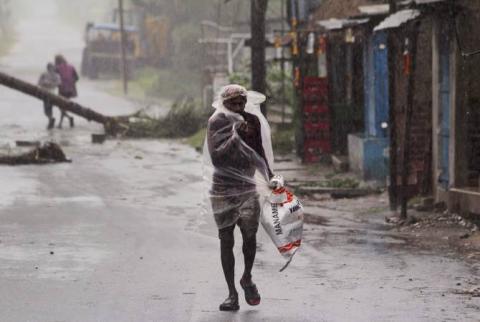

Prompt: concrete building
[
  {"left": 428, "top": 0, "right": 480, "bottom": 215},
  {"left": 304, "top": 0, "right": 480, "bottom": 216}
]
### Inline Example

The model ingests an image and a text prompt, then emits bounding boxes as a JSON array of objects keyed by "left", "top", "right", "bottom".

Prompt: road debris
[
  {"left": 453, "top": 287, "right": 480, "bottom": 297},
  {"left": 91, "top": 134, "right": 106, "bottom": 144},
  {"left": 16, "top": 140, "right": 41, "bottom": 147},
  {"left": 0, "top": 142, "right": 71, "bottom": 165}
]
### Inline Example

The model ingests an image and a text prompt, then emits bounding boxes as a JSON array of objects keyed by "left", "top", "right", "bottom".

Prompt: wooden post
[
  {"left": 400, "top": 22, "right": 420, "bottom": 219},
  {"left": 118, "top": 0, "right": 128, "bottom": 95},
  {"left": 251, "top": 0, "right": 269, "bottom": 116}
]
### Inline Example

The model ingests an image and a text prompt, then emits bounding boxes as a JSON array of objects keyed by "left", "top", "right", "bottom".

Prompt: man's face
[{"left": 224, "top": 95, "right": 247, "bottom": 113}]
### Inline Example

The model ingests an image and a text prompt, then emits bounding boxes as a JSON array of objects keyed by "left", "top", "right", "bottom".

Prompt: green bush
[
  {"left": 186, "top": 127, "right": 207, "bottom": 152},
  {"left": 125, "top": 96, "right": 207, "bottom": 139}
]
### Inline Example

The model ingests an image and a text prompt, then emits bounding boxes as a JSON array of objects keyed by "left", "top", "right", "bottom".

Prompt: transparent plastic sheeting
[
  {"left": 202, "top": 88, "right": 304, "bottom": 270},
  {"left": 203, "top": 90, "right": 273, "bottom": 229}
]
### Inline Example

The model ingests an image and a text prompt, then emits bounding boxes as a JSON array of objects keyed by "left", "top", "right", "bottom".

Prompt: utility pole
[
  {"left": 388, "top": 0, "right": 398, "bottom": 210},
  {"left": 401, "top": 21, "right": 420, "bottom": 220},
  {"left": 280, "top": 0, "right": 286, "bottom": 124},
  {"left": 118, "top": 0, "right": 128, "bottom": 95},
  {"left": 251, "top": 0, "right": 269, "bottom": 116},
  {"left": 389, "top": 0, "right": 397, "bottom": 13}
]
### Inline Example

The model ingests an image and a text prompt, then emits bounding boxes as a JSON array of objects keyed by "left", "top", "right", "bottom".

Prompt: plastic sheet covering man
[{"left": 203, "top": 84, "right": 276, "bottom": 311}]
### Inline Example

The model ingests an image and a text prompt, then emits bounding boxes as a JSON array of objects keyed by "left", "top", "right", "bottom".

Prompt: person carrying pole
[
  {"left": 38, "top": 62, "right": 61, "bottom": 129},
  {"left": 55, "top": 54, "right": 78, "bottom": 129}
]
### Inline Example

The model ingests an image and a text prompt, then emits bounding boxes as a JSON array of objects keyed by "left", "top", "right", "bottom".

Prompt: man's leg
[
  {"left": 238, "top": 196, "right": 261, "bottom": 306},
  {"left": 44, "top": 101, "right": 55, "bottom": 129},
  {"left": 60, "top": 111, "right": 74, "bottom": 128},
  {"left": 67, "top": 112, "right": 74, "bottom": 128},
  {"left": 58, "top": 94, "right": 73, "bottom": 128},
  {"left": 240, "top": 228, "right": 257, "bottom": 282},
  {"left": 219, "top": 225, "right": 236, "bottom": 295},
  {"left": 218, "top": 225, "right": 239, "bottom": 311},
  {"left": 58, "top": 111, "right": 65, "bottom": 129}
]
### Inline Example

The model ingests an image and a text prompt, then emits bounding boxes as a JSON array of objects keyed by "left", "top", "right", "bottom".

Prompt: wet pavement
[{"left": 0, "top": 1, "right": 479, "bottom": 321}]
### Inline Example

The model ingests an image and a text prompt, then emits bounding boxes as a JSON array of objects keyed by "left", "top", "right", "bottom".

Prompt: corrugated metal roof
[
  {"left": 358, "top": 4, "right": 390, "bottom": 15},
  {"left": 374, "top": 9, "right": 421, "bottom": 31},
  {"left": 413, "top": 0, "right": 446, "bottom": 4},
  {"left": 317, "top": 18, "right": 369, "bottom": 30},
  {"left": 312, "top": 0, "right": 373, "bottom": 21},
  {"left": 92, "top": 23, "right": 137, "bottom": 32},
  {"left": 401, "top": 0, "right": 446, "bottom": 4}
]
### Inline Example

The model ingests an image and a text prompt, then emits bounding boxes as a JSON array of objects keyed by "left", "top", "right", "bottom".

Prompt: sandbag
[{"left": 261, "top": 187, "right": 304, "bottom": 272}]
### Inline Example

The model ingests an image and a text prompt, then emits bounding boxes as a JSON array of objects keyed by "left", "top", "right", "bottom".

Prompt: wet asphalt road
[{"left": 0, "top": 1, "right": 479, "bottom": 321}]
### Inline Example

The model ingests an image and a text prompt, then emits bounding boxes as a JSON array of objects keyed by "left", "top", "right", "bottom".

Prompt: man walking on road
[
  {"left": 55, "top": 54, "right": 78, "bottom": 128},
  {"left": 38, "top": 62, "right": 61, "bottom": 129},
  {"left": 205, "top": 84, "right": 274, "bottom": 311}
]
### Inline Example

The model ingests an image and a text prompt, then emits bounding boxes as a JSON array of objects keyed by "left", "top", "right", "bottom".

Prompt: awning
[
  {"left": 317, "top": 18, "right": 370, "bottom": 31},
  {"left": 374, "top": 9, "right": 421, "bottom": 31}
]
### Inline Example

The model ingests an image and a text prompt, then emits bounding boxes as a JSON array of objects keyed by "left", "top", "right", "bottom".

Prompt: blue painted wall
[
  {"left": 439, "top": 29, "right": 451, "bottom": 189},
  {"left": 363, "top": 35, "right": 376, "bottom": 137},
  {"left": 350, "top": 31, "right": 390, "bottom": 182},
  {"left": 363, "top": 137, "right": 390, "bottom": 181},
  {"left": 373, "top": 31, "right": 390, "bottom": 138},
  {"left": 363, "top": 31, "right": 390, "bottom": 138}
]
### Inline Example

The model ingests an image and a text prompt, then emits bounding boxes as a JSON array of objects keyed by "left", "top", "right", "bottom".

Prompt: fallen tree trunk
[{"left": 0, "top": 70, "right": 124, "bottom": 135}]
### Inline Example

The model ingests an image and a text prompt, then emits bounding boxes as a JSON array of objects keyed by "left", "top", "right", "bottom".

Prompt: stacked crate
[{"left": 302, "top": 76, "right": 331, "bottom": 162}]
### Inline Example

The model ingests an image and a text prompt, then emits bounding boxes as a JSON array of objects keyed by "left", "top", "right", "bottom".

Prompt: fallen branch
[
  {"left": 0, "top": 71, "right": 206, "bottom": 139},
  {"left": 0, "top": 70, "right": 125, "bottom": 135}
]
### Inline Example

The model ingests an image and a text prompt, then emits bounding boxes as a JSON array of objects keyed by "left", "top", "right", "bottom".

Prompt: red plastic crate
[
  {"left": 304, "top": 140, "right": 331, "bottom": 150},
  {"left": 304, "top": 121, "right": 330, "bottom": 130},
  {"left": 303, "top": 85, "right": 328, "bottom": 94},
  {"left": 303, "top": 76, "right": 328, "bottom": 88},
  {"left": 303, "top": 94, "right": 328, "bottom": 104},
  {"left": 304, "top": 112, "right": 330, "bottom": 123},
  {"left": 303, "top": 104, "right": 329, "bottom": 114},
  {"left": 303, "top": 87, "right": 327, "bottom": 98},
  {"left": 301, "top": 76, "right": 331, "bottom": 163},
  {"left": 304, "top": 128, "right": 330, "bottom": 141}
]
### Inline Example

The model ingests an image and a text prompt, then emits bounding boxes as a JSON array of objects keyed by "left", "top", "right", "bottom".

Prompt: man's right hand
[
  {"left": 234, "top": 122, "right": 251, "bottom": 140},
  {"left": 235, "top": 121, "right": 248, "bottom": 134},
  {"left": 269, "top": 175, "right": 285, "bottom": 189}
]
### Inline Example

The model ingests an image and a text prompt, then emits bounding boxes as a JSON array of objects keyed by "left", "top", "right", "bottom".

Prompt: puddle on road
[
  {"left": 304, "top": 213, "right": 330, "bottom": 226},
  {"left": 0, "top": 168, "right": 38, "bottom": 208},
  {"left": 0, "top": 242, "right": 109, "bottom": 280},
  {"left": 25, "top": 195, "right": 105, "bottom": 207}
]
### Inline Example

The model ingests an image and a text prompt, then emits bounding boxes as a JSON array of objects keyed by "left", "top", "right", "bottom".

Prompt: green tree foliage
[
  {"left": 129, "top": 0, "right": 248, "bottom": 72},
  {"left": 54, "top": 0, "right": 117, "bottom": 26}
]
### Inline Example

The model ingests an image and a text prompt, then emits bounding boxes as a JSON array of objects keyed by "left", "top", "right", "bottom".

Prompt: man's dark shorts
[{"left": 211, "top": 193, "right": 260, "bottom": 239}]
